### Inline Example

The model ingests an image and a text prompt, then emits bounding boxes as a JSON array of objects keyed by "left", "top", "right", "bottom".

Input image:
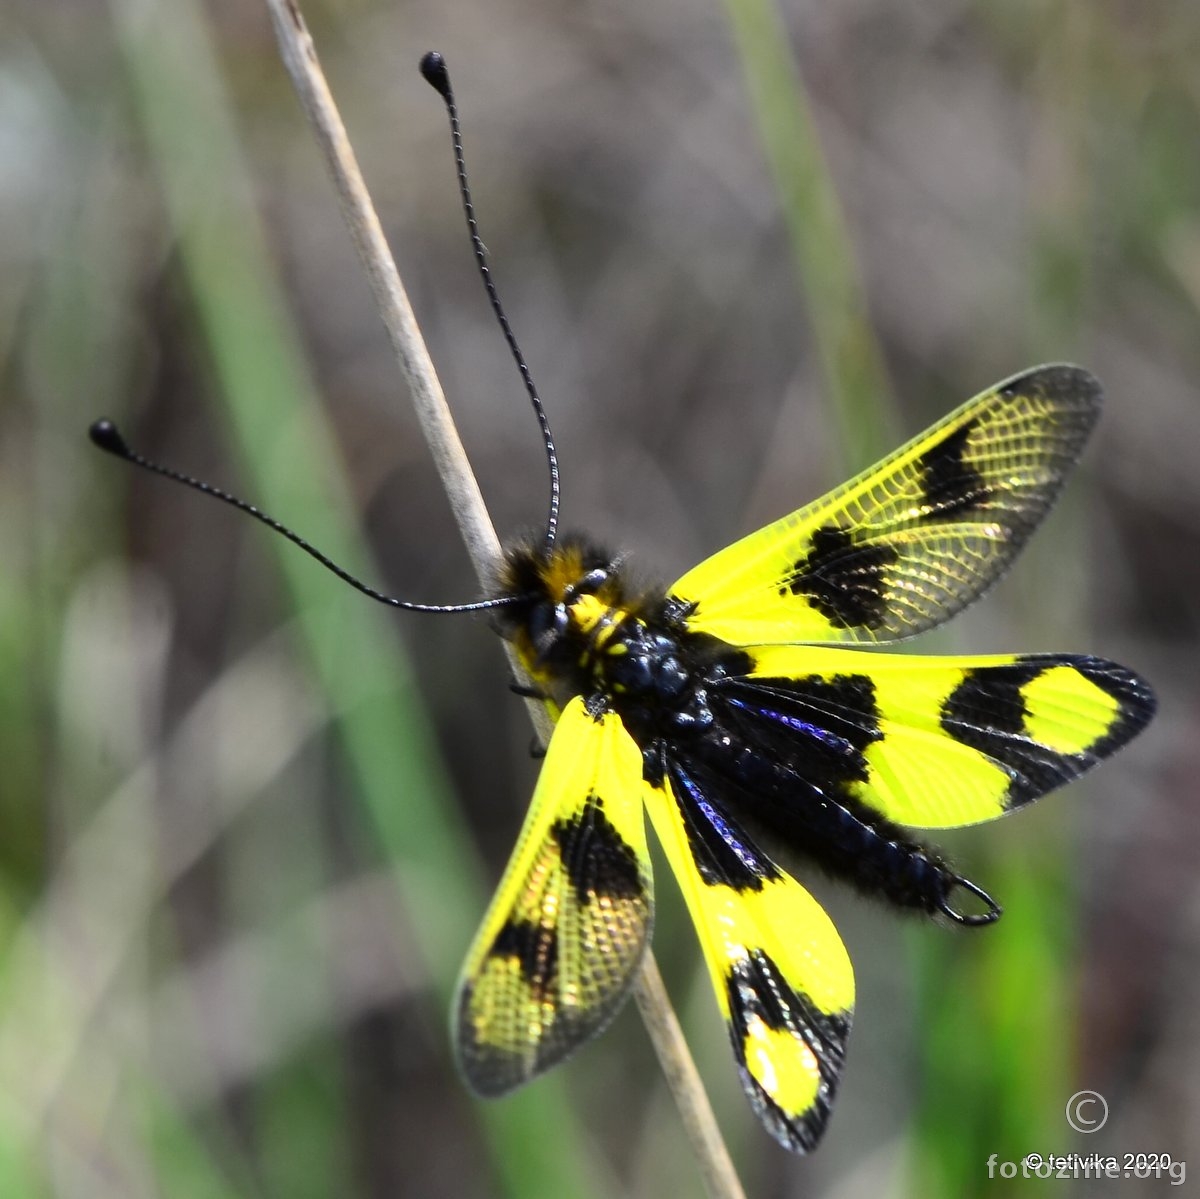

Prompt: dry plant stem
[
  {"left": 634, "top": 956, "right": 748, "bottom": 1199},
  {"left": 262, "top": 3, "right": 746, "bottom": 1197}
]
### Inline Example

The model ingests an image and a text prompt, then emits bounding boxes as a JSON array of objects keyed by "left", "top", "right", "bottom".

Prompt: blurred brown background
[{"left": 2, "top": 0, "right": 1198, "bottom": 1196}]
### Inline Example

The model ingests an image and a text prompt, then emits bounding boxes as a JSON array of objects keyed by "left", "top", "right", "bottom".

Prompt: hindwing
[
  {"left": 671, "top": 364, "right": 1101, "bottom": 647},
  {"left": 711, "top": 645, "right": 1156, "bottom": 830},
  {"left": 643, "top": 752, "right": 854, "bottom": 1153},
  {"left": 454, "top": 696, "right": 652, "bottom": 1095}
]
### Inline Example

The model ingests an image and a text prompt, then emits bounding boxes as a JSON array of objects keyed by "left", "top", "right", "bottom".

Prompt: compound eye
[
  {"left": 579, "top": 567, "right": 610, "bottom": 591},
  {"left": 564, "top": 567, "right": 609, "bottom": 601},
  {"left": 529, "top": 602, "right": 571, "bottom": 661},
  {"left": 553, "top": 604, "right": 570, "bottom": 635},
  {"left": 527, "top": 601, "right": 559, "bottom": 645}
]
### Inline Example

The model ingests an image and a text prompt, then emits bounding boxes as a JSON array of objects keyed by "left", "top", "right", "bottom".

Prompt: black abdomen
[{"left": 677, "top": 732, "right": 977, "bottom": 918}]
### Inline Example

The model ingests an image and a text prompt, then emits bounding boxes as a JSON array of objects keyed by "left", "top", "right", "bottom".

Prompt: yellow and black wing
[
  {"left": 715, "top": 644, "right": 1155, "bottom": 830},
  {"left": 454, "top": 696, "right": 652, "bottom": 1095},
  {"left": 637, "top": 642, "right": 1151, "bottom": 1153},
  {"left": 643, "top": 753, "right": 854, "bottom": 1153},
  {"left": 671, "top": 364, "right": 1100, "bottom": 647}
]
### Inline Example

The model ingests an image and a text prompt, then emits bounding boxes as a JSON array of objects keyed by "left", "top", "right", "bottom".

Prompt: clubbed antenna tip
[
  {"left": 419, "top": 51, "right": 450, "bottom": 98},
  {"left": 90, "top": 418, "right": 131, "bottom": 458}
]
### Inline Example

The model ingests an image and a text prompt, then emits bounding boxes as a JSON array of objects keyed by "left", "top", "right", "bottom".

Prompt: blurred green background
[{"left": 2, "top": 0, "right": 1196, "bottom": 1196}]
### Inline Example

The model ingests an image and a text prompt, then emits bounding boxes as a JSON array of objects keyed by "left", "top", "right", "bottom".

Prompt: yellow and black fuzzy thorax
[{"left": 492, "top": 535, "right": 674, "bottom": 705}]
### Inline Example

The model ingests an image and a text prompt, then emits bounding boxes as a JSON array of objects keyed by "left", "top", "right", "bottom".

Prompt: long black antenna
[
  {"left": 419, "top": 50, "right": 561, "bottom": 551},
  {"left": 88, "top": 420, "right": 521, "bottom": 615}
]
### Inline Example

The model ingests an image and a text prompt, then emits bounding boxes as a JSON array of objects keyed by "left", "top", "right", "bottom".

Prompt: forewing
[
  {"left": 671, "top": 365, "right": 1101, "bottom": 646},
  {"left": 722, "top": 644, "right": 1156, "bottom": 829},
  {"left": 454, "top": 696, "right": 651, "bottom": 1096},
  {"left": 644, "top": 757, "right": 854, "bottom": 1153}
]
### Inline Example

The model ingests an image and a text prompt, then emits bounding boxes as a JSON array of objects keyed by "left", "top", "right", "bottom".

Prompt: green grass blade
[
  {"left": 109, "top": 0, "right": 605, "bottom": 1193},
  {"left": 721, "top": 0, "right": 897, "bottom": 469}
]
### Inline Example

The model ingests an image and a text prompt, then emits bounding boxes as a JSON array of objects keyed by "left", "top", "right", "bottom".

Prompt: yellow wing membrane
[
  {"left": 672, "top": 365, "right": 1101, "bottom": 647},
  {"left": 728, "top": 644, "right": 1154, "bottom": 829},
  {"left": 454, "top": 696, "right": 652, "bottom": 1095},
  {"left": 644, "top": 760, "right": 854, "bottom": 1152}
]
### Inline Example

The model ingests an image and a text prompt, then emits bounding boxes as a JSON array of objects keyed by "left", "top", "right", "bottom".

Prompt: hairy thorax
[{"left": 492, "top": 535, "right": 744, "bottom": 741}]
